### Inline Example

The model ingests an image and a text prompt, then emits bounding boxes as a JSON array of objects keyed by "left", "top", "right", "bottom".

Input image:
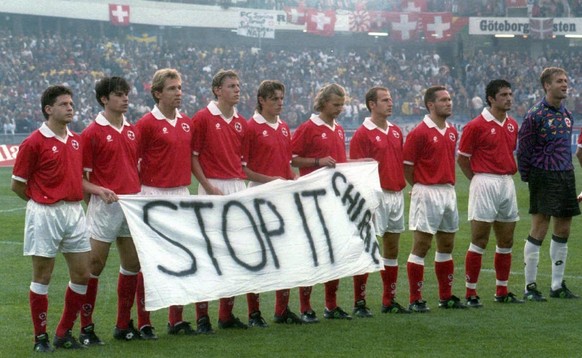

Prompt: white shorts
[
  {"left": 468, "top": 173, "right": 519, "bottom": 223},
  {"left": 198, "top": 178, "right": 246, "bottom": 195},
  {"left": 374, "top": 190, "right": 405, "bottom": 235},
  {"left": 140, "top": 185, "right": 190, "bottom": 196},
  {"left": 23, "top": 200, "right": 90, "bottom": 257},
  {"left": 409, "top": 184, "right": 458, "bottom": 234},
  {"left": 86, "top": 195, "right": 131, "bottom": 243}
]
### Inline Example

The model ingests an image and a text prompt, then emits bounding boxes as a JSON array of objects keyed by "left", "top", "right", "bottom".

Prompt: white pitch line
[{"left": 0, "top": 207, "right": 25, "bottom": 213}]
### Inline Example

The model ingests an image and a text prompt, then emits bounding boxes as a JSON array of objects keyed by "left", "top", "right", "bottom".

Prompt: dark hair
[
  {"left": 365, "top": 86, "right": 389, "bottom": 112},
  {"left": 423, "top": 85, "right": 447, "bottom": 109},
  {"left": 485, "top": 79, "right": 511, "bottom": 107},
  {"left": 212, "top": 69, "right": 239, "bottom": 99},
  {"left": 256, "top": 80, "right": 285, "bottom": 112},
  {"left": 41, "top": 85, "right": 73, "bottom": 120},
  {"left": 540, "top": 67, "right": 567, "bottom": 93},
  {"left": 95, "top": 77, "right": 130, "bottom": 107}
]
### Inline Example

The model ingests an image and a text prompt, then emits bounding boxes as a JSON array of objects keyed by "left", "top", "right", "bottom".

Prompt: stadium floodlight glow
[
  {"left": 368, "top": 32, "right": 388, "bottom": 37},
  {"left": 565, "top": 34, "right": 582, "bottom": 38},
  {"left": 494, "top": 34, "right": 515, "bottom": 38}
]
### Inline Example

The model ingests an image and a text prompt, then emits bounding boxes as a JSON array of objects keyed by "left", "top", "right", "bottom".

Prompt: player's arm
[
  {"left": 457, "top": 153, "right": 474, "bottom": 180},
  {"left": 404, "top": 163, "right": 415, "bottom": 187},
  {"left": 292, "top": 156, "right": 336, "bottom": 168},
  {"left": 11, "top": 179, "right": 28, "bottom": 201},
  {"left": 82, "top": 172, "right": 118, "bottom": 204},
  {"left": 191, "top": 155, "right": 223, "bottom": 195},
  {"left": 243, "top": 166, "right": 283, "bottom": 183},
  {"left": 576, "top": 146, "right": 582, "bottom": 167}
]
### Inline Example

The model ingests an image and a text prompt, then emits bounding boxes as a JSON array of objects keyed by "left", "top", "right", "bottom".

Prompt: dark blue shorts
[{"left": 528, "top": 168, "right": 580, "bottom": 217}]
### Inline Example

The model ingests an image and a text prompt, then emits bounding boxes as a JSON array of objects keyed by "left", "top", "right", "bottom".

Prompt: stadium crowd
[{"left": 1, "top": 29, "right": 582, "bottom": 134}]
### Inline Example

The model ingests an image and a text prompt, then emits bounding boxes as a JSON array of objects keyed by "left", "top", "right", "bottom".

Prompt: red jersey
[
  {"left": 12, "top": 123, "right": 83, "bottom": 204},
  {"left": 191, "top": 101, "right": 247, "bottom": 180},
  {"left": 350, "top": 118, "right": 406, "bottom": 191},
  {"left": 458, "top": 108, "right": 518, "bottom": 175},
  {"left": 403, "top": 115, "right": 458, "bottom": 185},
  {"left": 82, "top": 113, "right": 141, "bottom": 194},
  {"left": 291, "top": 114, "right": 347, "bottom": 176},
  {"left": 135, "top": 106, "right": 192, "bottom": 188},
  {"left": 242, "top": 112, "right": 294, "bottom": 179}
]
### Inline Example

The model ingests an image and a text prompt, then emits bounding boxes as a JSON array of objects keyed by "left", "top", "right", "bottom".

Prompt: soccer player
[
  {"left": 191, "top": 69, "right": 253, "bottom": 330},
  {"left": 79, "top": 77, "right": 146, "bottom": 345},
  {"left": 458, "top": 79, "right": 524, "bottom": 307},
  {"left": 291, "top": 83, "right": 351, "bottom": 322},
  {"left": 403, "top": 86, "right": 466, "bottom": 312},
  {"left": 12, "top": 85, "right": 90, "bottom": 351},
  {"left": 349, "top": 87, "right": 410, "bottom": 315},
  {"left": 136, "top": 68, "right": 195, "bottom": 336},
  {"left": 517, "top": 67, "right": 580, "bottom": 300},
  {"left": 242, "top": 80, "right": 302, "bottom": 325}
]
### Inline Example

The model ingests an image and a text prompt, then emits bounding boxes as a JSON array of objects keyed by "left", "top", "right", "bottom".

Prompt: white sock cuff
[
  {"left": 468, "top": 243, "right": 485, "bottom": 254},
  {"left": 30, "top": 282, "right": 49, "bottom": 295},
  {"left": 120, "top": 267, "right": 139, "bottom": 276},
  {"left": 407, "top": 254, "right": 425, "bottom": 266},
  {"left": 496, "top": 246, "right": 512, "bottom": 254},
  {"left": 435, "top": 252, "right": 453, "bottom": 262},
  {"left": 383, "top": 258, "right": 398, "bottom": 267},
  {"left": 69, "top": 281, "right": 88, "bottom": 295}
]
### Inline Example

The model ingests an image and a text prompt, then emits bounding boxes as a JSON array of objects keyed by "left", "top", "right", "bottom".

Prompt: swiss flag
[
  {"left": 305, "top": 9, "right": 336, "bottom": 37},
  {"left": 109, "top": 4, "right": 130, "bottom": 26},
  {"left": 421, "top": 12, "right": 454, "bottom": 43},
  {"left": 284, "top": 6, "right": 306, "bottom": 25},
  {"left": 368, "top": 11, "right": 389, "bottom": 31},
  {"left": 386, "top": 12, "right": 420, "bottom": 41},
  {"left": 401, "top": 0, "right": 427, "bottom": 12},
  {"left": 506, "top": 0, "right": 527, "bottom": 7},
  {"left": 529, "top": 18, "right": 554, "bottom": 39}
]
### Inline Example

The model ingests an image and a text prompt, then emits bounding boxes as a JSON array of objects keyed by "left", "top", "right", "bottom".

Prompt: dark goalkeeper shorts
[{"left": 528, "top": 167, "right": 580, "bottom": 217}]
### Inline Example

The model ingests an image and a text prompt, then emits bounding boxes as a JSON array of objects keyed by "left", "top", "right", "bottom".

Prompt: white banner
[
  {"left": 237, "top": 11, "right": 276, "bottom": 38},
  {"left": 469, "top": 17, "right": 581, "bottom": 35},
  {"left": 119, "top": 162, "right": 383, "bottom": 310}
]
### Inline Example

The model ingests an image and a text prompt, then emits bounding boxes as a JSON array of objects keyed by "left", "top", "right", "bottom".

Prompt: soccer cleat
[
  {"left": 113, "top": 319, "right": 142, "bottom": 341},
  {"left": 550, "top": 280, "right": 580, "bottom": 299},
  {"left": 273, "top": 307, "right": 303, "bottom": 324},
  {"left": 465, "top": 295, "right": 483, "bottom": 308},
  {"left": 524, "top": 283, "right": 547, "bottom": 302},
  {"left": 438, "top": 295, "right": 467, "bottom": 309},
  {"left": 218, "top": 314, "right": 248, "bottom": 329},
  {"left": 408, "top": 300, "right": 430, "bottom": 313},
  {"left": 79, "top": 323, "right": 105, "bottom": 346},
  {"left": 495, "top": 292, "right": 525, "bottom": 304},
  {"left": 352, "top": 299, "right": 373, "bottom": 318},
  {"left": 323, "top": 306, "right": 352, "bottom": 320},
  {"left": 167, "top": 321, "right": 196, "bottom": 336},
  {"left": 381, "top": 300, "right": 411, "bottom": 314},
  {"left": 33, "top": 333, "right": 54, "bottom": 353},
  {"left": 139, "top": 325, "right": 158, "bottom": 340},
  {"left": 196, "top": 315, "right": 215, "bottom": 334},
  {"left": 300, "top": 309, "right": 319, "bottom": 324},
  {"left": 248, "top": 311, "right": 269, "bottom": 328},
  {"left": 53, "top": 330, "right": 87, "bottom": 349}
]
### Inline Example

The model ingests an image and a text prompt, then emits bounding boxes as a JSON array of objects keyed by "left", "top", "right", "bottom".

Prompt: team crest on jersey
[
  {"left": 106, "top": 134, "right": 113, "bottom": 142},
  {"left": 127, "top": 130, "right": 136, "bottom": 140},
  {"left": 338, "top": 130, "right": 344, "bottom": 139},
  {"left": 490, "top": 128, "right": 496, "bottom": 135},
  {"left": 565, "top": 118, "right": 572, "bottom": 127},
  {"left": 448, "top": 133, "right": 456, "bottom": 141},
  {"left": 234, "top": 122, "right": 243, "bottom": 133},
  {"left": 507, "top": 123, "right": 515, "bottom": 132},
  {"left": 392, "top": 130, "right": 400, "bottom": 139},
  {"left": 281, "top": 128, "right": 289, "bottom": 137},
  {"left": 182, "top": 123, "right": 190, "bottom": 132},
  {"left": 71, "top": 140, "right": 80, "bottom": 150},
  {"left": 162, "top": 127, "right": 168, "bottom": 134},
  {"left": 375, "top": 135, "right": 381, "bottom": 142}
]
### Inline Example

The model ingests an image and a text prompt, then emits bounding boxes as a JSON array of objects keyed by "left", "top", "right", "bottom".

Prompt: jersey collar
[
  {"left": 39, "top": 122, "right": 74, "bottom": 141},
  {"left": 152, "top": 105, "right": 183, "bottom": 120},
  {"left": 310, "top": 114, "right": 336, "bottom": 130},
  {"left": 207, "top": 101, "right": 239, "bottom": 121},
  {"left": 481, "top": 108, "right": 507, "bottom": 126},
  {"left": 252, "top": 112, "right": 280, "bottom": 130},
  {"left": 95, "top": 112, "right": 130, "bottom": 127},
  {"left": 363, "top": 117, "right": 392, "bottom": 134}
]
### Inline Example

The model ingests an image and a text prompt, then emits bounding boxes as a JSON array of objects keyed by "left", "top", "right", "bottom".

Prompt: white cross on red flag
[
  {"left": 386, "top": 12, "right": 420, "bottom": 41},
  {"left": 421, "top": 12, "right": 452, "bottom": 43},
  {"left": 284, "top": 6, "right": 306, "bottom": 25},
  {"left": 401, "top": 0, "right": 427, "bottom": 12},
  {"left": 305, "top": 9, "right": 336, "bottom": 37},
  {"left": 109, "top": 4, "right": 130, "bottom": 26}
]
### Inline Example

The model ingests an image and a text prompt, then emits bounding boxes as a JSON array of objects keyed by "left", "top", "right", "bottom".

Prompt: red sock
[
  {"left": 80, "top": 277, "right": 98, "bottom": 327},
  {"left": 407, "top": 261, "right": 424, "bottom": 303},
  {"left": 136, "top": 272, "right": 150, "bottom": 329},
  {"left": 56, "top": 286, "right": 84, "bottom": 337},
  {"left": 117, "top": 273, "right": 137, "bottom": 329},
  {"left": 353, "top": 273, "right": 368, "bottom": 304},
  {"left": 168, "top": 306, "right": 184, "bottom": 326},
  {"left": 381, "top": 265, "right": 398, "bottom": 306},
  {"left": 324, "top": 279, "right": 339, "bottom": 310},
  {"left": 196, "top": 302, "right": 209, "bottom": 320},
  {"left": 495, "top": 251, "right": 512, "bottom": 297},
  {"left": 465, "top": 251, "right": 482, "bottom": 297},
  {"left": 435, "top": 259, "right": 454, "bottom": 300},
  {"left": 299, "top": 286, "right": 312, "bottom": 313},
  {"left": 274, "top": 289, "right": 290, "bottom": 316},
  {"left": 30, "top": 291, "right": 48, "bottom": 336},
  {"left": 246, "top": 293, "right": 260, "bottom": 316},
  {"left": 218, "top": 297, "right": 235, "bottom": 322}
]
